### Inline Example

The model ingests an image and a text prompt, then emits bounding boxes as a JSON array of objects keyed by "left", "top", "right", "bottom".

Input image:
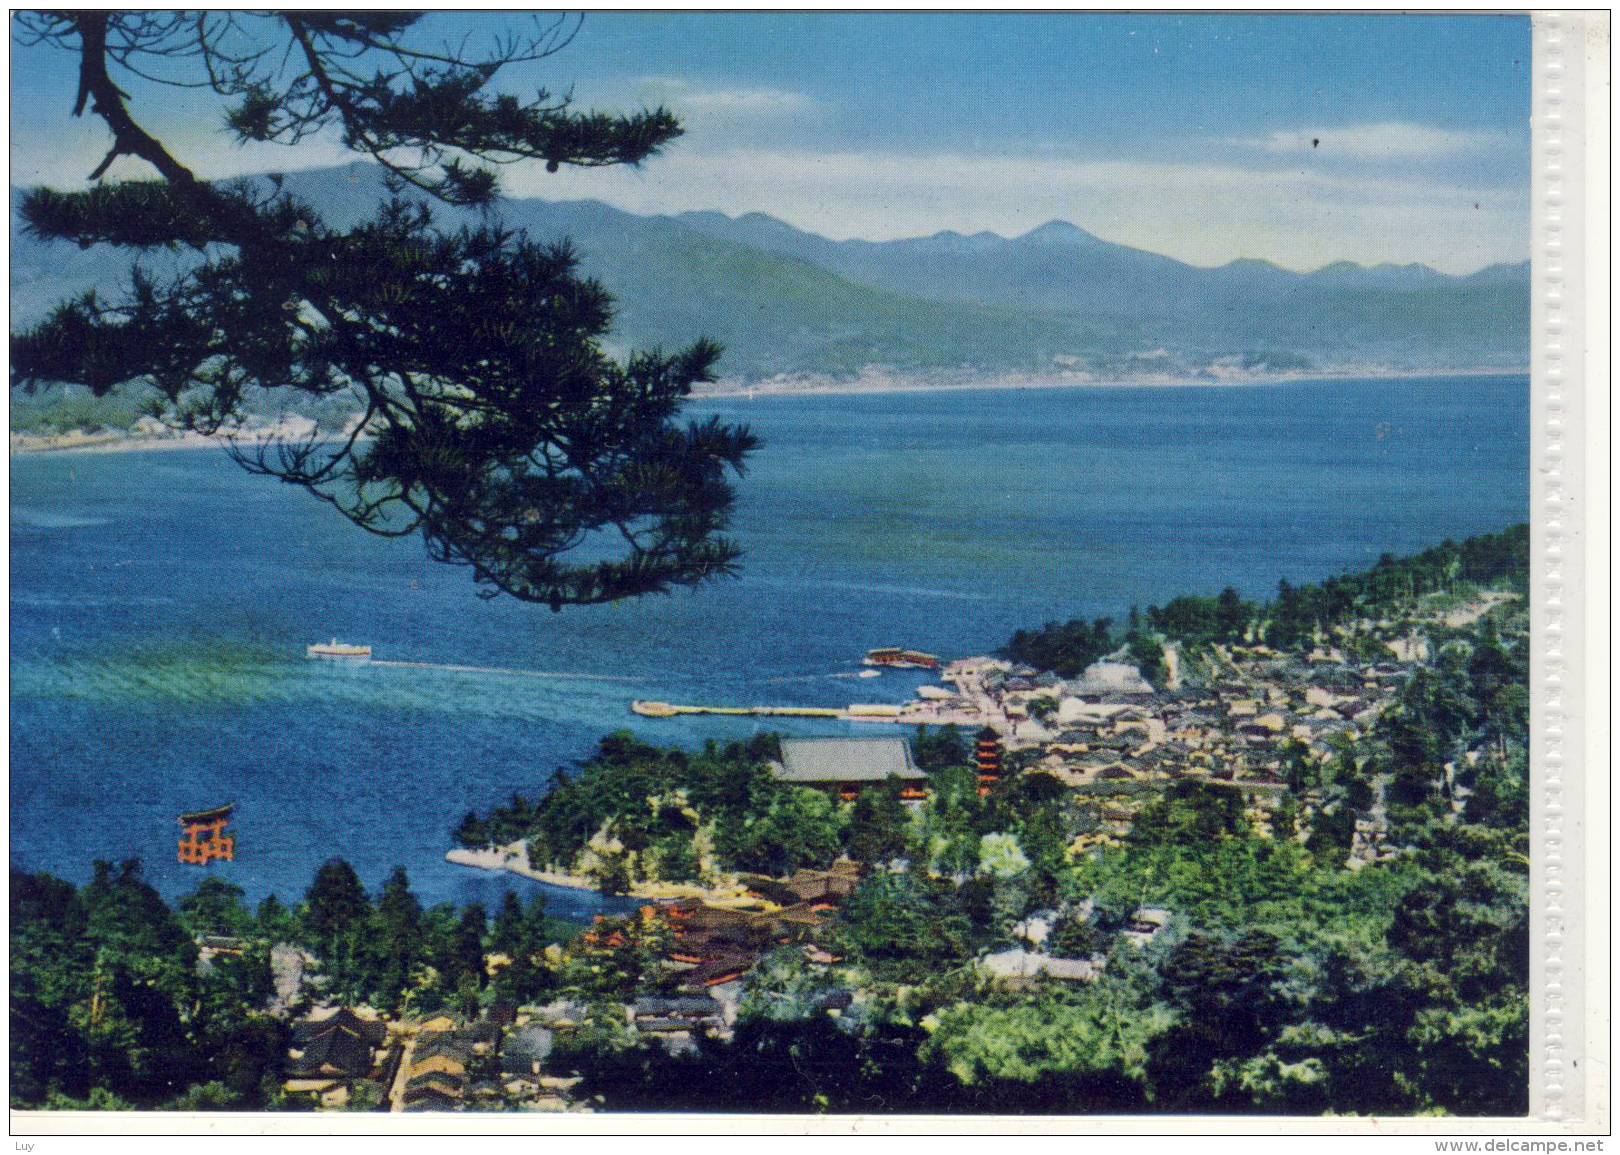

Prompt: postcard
[{"left": 7, "top": 9, "right": 1608, "bottom": 1138}]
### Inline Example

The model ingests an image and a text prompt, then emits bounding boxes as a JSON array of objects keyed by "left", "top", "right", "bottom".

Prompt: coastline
[
  {"left": 10, "top": 367, "right": 1528, "bottom": 457},
  {"left": 446, "top": 842, "right": 765, "bottom": 907},
  {"left": 691, "top": 365, "right": 1529, "bottom": 400},
  {"left": 9, "top": 415, "right": 355, "bottom": 458}
]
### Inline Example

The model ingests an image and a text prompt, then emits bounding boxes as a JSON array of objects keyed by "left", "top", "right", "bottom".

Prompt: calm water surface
[{"left": 10, "top": 376, "right": 1528, "bottom": 909}]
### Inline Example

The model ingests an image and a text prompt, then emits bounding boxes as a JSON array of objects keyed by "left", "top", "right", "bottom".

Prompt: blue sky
[{"left": 9, "top": 13, "right": 1531, "bottom": 272}]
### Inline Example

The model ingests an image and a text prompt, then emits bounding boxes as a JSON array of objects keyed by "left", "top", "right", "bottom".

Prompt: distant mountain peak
[
  {"left": 1222, "top": 257, "right": 1289, "bottom": 273},
  {"left": 1017, "top": 219, "right": 1100, "bottom": 245},
  {"left": 1312, "top": 258, "right": 1443, "bottom": 278}
]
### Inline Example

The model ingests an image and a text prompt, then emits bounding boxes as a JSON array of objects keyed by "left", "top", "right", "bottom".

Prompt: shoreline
[
  {"left": 445, "top": 843, "right": 764, "bottom": 907},
  {"left": 8, "top": 418, "right": 329, "bottom": 458},
  {"left": 691, "top": 365, "right": 1528, "bottom": 400},
  {"left": 10, "top": 367, "right": 1527, "bottom": 456}
]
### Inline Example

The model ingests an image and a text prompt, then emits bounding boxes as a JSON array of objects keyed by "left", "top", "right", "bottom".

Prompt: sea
[{"left": 10, "top": 375, "right": 1529, "bottom": 916}]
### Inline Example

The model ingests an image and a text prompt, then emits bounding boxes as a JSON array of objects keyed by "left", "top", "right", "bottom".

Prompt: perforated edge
[{"left": 1529, "top": 10, "right": 1587, "bottom": 1127}]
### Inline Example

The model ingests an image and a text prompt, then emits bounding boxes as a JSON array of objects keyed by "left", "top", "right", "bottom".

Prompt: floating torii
[{"left": 178, "top": 803, "right": 236, "bottom": 865}]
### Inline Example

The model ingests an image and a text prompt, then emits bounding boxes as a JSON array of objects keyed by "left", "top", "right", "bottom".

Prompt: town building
[
  {"left": 283, "top": 1007, "right": 391, "bottom": 1107},
  {"left": 771, "top": 737, "right": 929, "bottom": 801}
]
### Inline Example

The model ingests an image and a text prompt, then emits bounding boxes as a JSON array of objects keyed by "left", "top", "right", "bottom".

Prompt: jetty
[{"left": 630, "top": 699, "right": 981, "bottom": 726}]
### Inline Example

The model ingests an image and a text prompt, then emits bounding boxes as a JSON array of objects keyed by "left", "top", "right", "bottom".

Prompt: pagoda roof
[
  {"left": 291, "top": 1007, "right": 387, "bottom": 1048},
  {"left": 288, "top": 1029, "right": 373, "bottom": 1079}
]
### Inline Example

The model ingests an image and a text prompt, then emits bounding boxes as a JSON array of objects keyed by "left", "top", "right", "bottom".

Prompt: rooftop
[
  {"left": 774, "top": 738, "right": 926, "bottom": 784},
  {"left": 980, "top": 949, "right": 1104, "bottom": 983}
]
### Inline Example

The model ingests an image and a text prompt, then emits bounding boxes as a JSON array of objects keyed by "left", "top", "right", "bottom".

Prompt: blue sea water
[{"left": 10, "top": 376, "right": 1529, "bottom": 912}]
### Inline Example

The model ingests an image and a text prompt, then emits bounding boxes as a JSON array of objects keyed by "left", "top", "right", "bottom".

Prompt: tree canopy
[{"left": 11, "top": 12, "right": 756, "bottom": 607}]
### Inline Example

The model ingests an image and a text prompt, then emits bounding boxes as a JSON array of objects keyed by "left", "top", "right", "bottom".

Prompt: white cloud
[
  {"left": 516, "top": 145, "right": 1529, "bottom": 274},
  {"left": 628, "top": 78, "right": 816, "bottom": 120},
  {"left": 1226, "top": 121, "right": 1507, "bottom": 161}
]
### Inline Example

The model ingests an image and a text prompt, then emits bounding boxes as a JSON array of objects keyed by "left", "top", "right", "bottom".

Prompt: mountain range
[{"left": 11, "top": 164, "right": 1529, "bottom": 387}]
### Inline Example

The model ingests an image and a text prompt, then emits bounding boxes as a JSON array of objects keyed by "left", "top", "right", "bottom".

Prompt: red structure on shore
[
  {"left": 976, "top": 728, "right": 1003, "bottom": 795},
  {"left": 178, "top": 803, "right": 236, "bottom": 865},
  {"left": 863, "top": 647, "right": 941, "bottom": 670}
]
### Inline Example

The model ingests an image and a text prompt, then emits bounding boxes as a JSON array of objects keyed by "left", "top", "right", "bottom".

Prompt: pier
[{"left": 630, "top": 699, "right": 984, "bottom": 726}]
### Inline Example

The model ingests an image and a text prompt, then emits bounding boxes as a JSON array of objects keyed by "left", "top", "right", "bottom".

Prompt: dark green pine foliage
[
  {"left": 368, "top": 867, "right": 424, "bottom": 1013},
  {"left": 910, "top": 725, "right": 972, "bottom": 773},
  {"left": 1003, "top": 615, "right": 1115, "bottom": 677},
  {"left": 845, "top": 779, "right": 911, "bottom": 866},
  {"left": 443, "top": 904, "right": 490, "bottom": 991},
  {"left": 1006, "top": 525, "right": 1530, "bottom": 670},
  {"left": 12, "top": 860, "right": 287, "bottom": 1110},
  {"left": 1146, "top": 931, "right": 1295, "bottom": 1110},
  {"left": 300, "top": 858, "right": 371, "bottom": 1001},
  {"left": 11, "top": 12, "right": 756, "bottom": 608}
]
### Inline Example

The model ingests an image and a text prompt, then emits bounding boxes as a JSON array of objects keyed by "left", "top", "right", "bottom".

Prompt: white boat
[{"left": 306, "top": 639, "right": 372, "bottom": 661}]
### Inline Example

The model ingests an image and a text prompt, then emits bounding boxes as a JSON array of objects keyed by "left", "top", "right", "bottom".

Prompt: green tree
[
  {"left": 975, "top": 833, "right": 1030, "bottom": 881},
  {"left": 833, "top": 873, "right": 975, "bottom": 979},
  {"left": 78, "top": 860, "right": 209, "bottom": 1101},
  {"left": 301, "top": 858, "right": 370, "bottom": 999},
  {"left": 1128, "top": 779, "right": 1246, "bottom": 845},
  {"left": 11, "top": 871, "right": 94, "bottom": 1105},
  {"left": 1146, "top": 931, "right": 1293, "bottom": 1109},
  {"left": 11, "top": 12, "right": 756, "bottom": 608},
  {"left": 442, "top": 903, "right": 489, "bottom": 990},
  {"left": 1214, "top": 586, "right": 1251, "bottom": 642},
  {"left": 920, "top": 992, "right": 1164, "bottom": 1109},
  {"left": 368, "top": 866, "right": 423, "bottom": 1011},
  {"left": 254, "top": 894, "right": 298, "bottom": 943},
  {"left": 454, "top": 811, "right": 491, "bottom": 849},
  {"left": 922, "top": 764, "right": 982, "bottom": 878},
  {"left": 302, "top": 859, "right": 370, "bottom": 943},
  {"left": 489, "top": 891, "right": 556, "bottom": 1003},
  {"left": 193, "top": 942, "right": 282, "bottom": 1107},
  {"left": 1306, "top": 804, "right": 1357, "bottom": 864},
  {"left": 725, "top": 787, "right": 843, "bottom": 876},
  {"left": 1018, "top": 804, "right": 1070, "bottom": 907},
  {"left": 489, "top": 891, "right": 528, "bottom": 958},
  {"left": 912, "top": 725, "right": 971, "bottom": 773},
  {"left": 178, "top": 878, "right": 254, "bottom": 938},
  {"left": 845, "top": 779, "right": 911, "bottom": 866}
]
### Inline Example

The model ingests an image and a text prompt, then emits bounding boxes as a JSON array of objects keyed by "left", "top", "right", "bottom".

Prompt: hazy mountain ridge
[{"left": 11, "top": 165, "right": 1528, "bottom": 390}]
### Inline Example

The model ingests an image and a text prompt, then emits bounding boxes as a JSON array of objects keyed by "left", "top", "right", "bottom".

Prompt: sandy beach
[{"left": 446, "top": 842, "right": 765, "bottom": 907}]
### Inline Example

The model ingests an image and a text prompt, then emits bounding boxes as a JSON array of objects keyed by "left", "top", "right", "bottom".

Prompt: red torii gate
[{"left": 178, "top": 803, "right": 236, "bottom": 865}]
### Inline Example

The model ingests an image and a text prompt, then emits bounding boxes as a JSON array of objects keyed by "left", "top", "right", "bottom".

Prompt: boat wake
[{"left": 366, "top": 659, "right": 639, "bottom": 684}]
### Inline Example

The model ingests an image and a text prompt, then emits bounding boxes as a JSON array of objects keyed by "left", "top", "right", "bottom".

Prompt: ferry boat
[
  {"left": 862, "top": 647, "right": 941, "bottom": 671},
  {"left": 306, "top": 639, "right": 373, "bottom": 661}
]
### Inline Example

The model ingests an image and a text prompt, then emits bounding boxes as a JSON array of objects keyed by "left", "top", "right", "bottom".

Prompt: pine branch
[{"left": 11, "top": 10, "right": 755, "bottom": 608}]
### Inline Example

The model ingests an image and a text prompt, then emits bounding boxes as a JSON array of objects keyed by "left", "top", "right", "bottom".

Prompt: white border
[{"left": 8, "top": 6, "right": 1611, "bottom": 1142}]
